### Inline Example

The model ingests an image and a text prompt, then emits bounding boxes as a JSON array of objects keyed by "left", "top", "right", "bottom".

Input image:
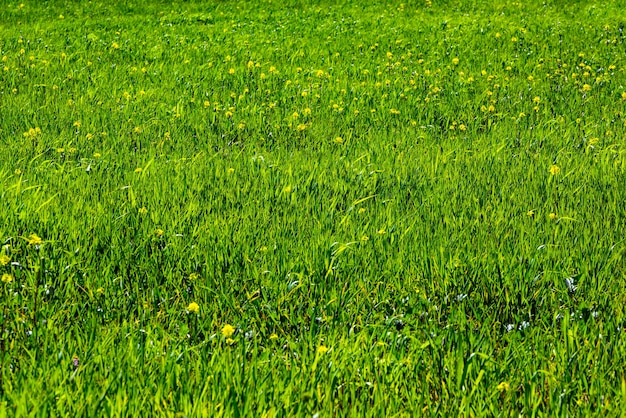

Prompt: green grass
[{"left": 1, "top": 0, "right": 626, "bottom": 415}]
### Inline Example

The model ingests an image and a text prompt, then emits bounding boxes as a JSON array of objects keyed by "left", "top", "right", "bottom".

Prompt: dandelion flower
[
  {"left": 549, "top": 212, "right": 558, "bottom": 220},
  {"left": 1, "top": 273, "right": 13, "bottom": 283},
  {"left": 317, "top": 345, "right": 329, "bottom": 355},
  {"left": 222, "top": 324, "right": 235, "bottom": 338},
  {"left": 0, "top": 254, "right": 9, "bottom": 266},
  {"left": 549, "top": 164, "right": 560, "bottom": 175},
  {"left": 186, "top": 302, "right": 200, "bottom": 314},
  {"left": 496, "top": 382, "right": 510, "bottom": 392},
  {"left": 582, "top": 84, "right": 591, "bottom": 92},
  {"left": 26, "top": 234, "right": 43, "bottom": 246},
  {"left": 270, "top": 333, "right": 278, "bottom": 340}
]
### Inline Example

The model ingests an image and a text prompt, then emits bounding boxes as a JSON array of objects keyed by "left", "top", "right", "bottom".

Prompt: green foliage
[{"left": 1, "top": 0, "right": 626, "bottom": 415}]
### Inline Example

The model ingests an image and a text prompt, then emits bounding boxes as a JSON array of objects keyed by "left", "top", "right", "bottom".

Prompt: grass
[{"left": 1, "top": 0, "right": 626, "bottom": 415}]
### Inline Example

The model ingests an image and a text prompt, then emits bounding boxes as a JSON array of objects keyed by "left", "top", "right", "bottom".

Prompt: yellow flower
[
  {"left": 296, "top": 123, "right": 307, "bottom": 131},
  {"left": 527, "top": 210, "right": 535, "bottom": 217},
  {"left": 582, "top": 84, "right": 591, "bottom": 92},
  {"left": 26, "top": 234, "right": 43, "bottom": 245},
  {"left": 496, "top": 381, "right": 510, "bottom": 392},
  {"left": 155, "top": 229, "right": 164, "bottom": 236},
  {"left": 225, "top": 338, "right": 235, "bottom": 345},
  {"left": 549, "top": 164, "right": 560, "bottom": 175},
  {"left": 0, "top": 254, "right": 10, "bottom": 266},
  {"left": 1, "top": 273, "right": 13, "bottom": 283},
  {"left": 186, "top": 302, "right": 200, "bottom": 314},
  {"left": 138, "top": 206, "right": 148, "bottom": 214},
  {"left": 452, "top": 57, "right": 459, "bottom": 65},
  {"left": 549, "top": 212, "right": 558, "bottom": 220},
  {"left": 316, "top": 345, "right": 329, "bottom": 355},
  {"left": 222, "top": 324, "right": 235, "bottom": 338},
  {"left": 269, "top": 333, "right": 278, "bottom": 340}
]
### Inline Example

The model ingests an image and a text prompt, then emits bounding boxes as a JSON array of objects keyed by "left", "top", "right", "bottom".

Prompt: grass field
[{"left": 1, "top": 0, "right": 626, "bottom": 415}]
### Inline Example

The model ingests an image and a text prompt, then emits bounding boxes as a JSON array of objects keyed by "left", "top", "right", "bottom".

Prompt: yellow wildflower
[
  {"left": 549, "top": 164, "right": 560, "bottom": 175},
  {"left": 317, "top": 345, "right": 329, "bottom": 355},
  {"left": 26, "top": 234, "right": 43, "bottom": 245},
  {"left": 0, "top": 254, "right": 10, "bottom": 266},
  {"left": 496, "top": 381, "right": 510, "bottom": 392},
  {"left": 186, "top": 302, "right": 200, "bottom": 314},
  {"left": 1, "top": 273, "right": 13, "bottom": 283},
  {"left": 222, "top": 324, "right": 235, "bottom": 338}
]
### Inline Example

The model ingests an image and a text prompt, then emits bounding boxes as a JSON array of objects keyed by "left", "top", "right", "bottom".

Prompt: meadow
[{"left": 1, "top": 0, "right": 626, "bottom": 415}]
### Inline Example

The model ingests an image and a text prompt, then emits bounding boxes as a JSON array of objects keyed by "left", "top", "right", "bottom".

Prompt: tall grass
[{"left": 1, "top": 0, "right": 625, "bottom": 415}]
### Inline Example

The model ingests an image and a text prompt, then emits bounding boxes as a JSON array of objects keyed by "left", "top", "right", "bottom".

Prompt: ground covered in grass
[{"left": 1, "top": 0, "right": 626, "bottom": 415}]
